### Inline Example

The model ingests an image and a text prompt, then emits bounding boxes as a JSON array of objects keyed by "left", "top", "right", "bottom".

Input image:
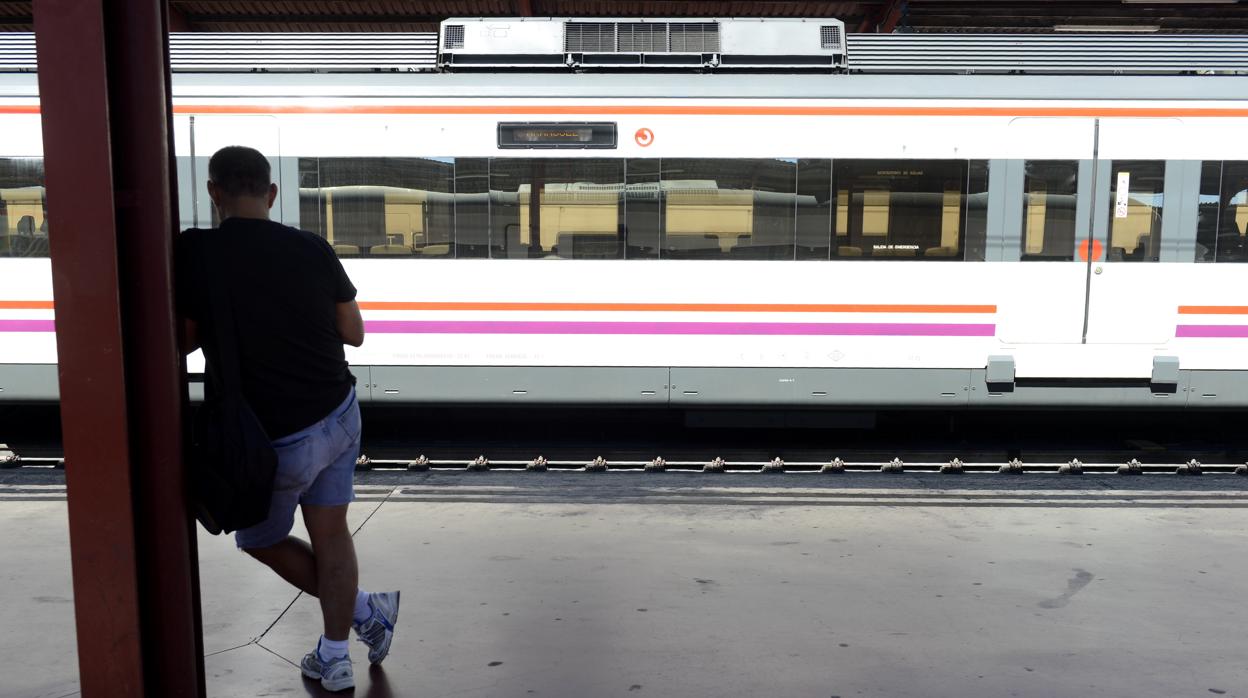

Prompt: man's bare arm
[{"left": 336, "top": 300, "right": 365, "bottom": 347}]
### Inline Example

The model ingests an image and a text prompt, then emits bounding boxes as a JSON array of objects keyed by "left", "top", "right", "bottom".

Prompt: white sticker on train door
[{"left": 1114, "top": 172, "right": 1130, "bottom": 218}]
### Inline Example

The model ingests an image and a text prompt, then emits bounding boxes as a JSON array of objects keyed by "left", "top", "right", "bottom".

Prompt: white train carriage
[{"left": 2, "top": 22, "right": 1248, "bottom": 409}]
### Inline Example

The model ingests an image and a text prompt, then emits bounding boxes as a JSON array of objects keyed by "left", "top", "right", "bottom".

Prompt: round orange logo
[
  {"left": 1077, "top": 239, "right": 1104, "bottom": 262},
  {"left": 634, "top": 128, "right": 654, "bottom": 147}
]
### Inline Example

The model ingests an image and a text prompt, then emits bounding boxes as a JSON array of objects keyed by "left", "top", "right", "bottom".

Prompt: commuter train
[{"left": 3, "top": 23, "right": 1248, "bottom": 410}]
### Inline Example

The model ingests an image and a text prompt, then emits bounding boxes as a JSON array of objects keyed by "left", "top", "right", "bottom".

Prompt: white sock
[
  {"left": 353, "top": 589, "right": 371, "bottom": 625},
  {"left": 318, "top": 635, "right": 349, "bottom": 662}
]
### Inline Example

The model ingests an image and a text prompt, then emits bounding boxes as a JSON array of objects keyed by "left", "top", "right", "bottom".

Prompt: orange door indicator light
[{"left": 1077, "top": 239, "right": 1104, "bottom": 262}]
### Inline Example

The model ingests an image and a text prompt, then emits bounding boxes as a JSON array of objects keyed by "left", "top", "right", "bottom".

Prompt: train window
[
  {"left": 0, "top": 157, "right": 48, "bottom": 258},
  {"left": 488, "top": 158, "right": 625, "bottom": 259},
  {"left": 1021, "top": 161, "right": 1078, "bottom": 261},
  {"left": 796, "top": 159, "right": 833, "bottom": 260},
  {"left": 833, "top": 160, "right": 970, "bottom": 260},
  {"left": 661, "top": 158, "right": 797, "bottom": 260},
  {"left": 963, "top": 161, "right": 990, "bottom": 262},
  {"left": 624, "top": 159, "right": 661, "bottom": 259},
  {"left": 1196, "top": 161, "right": 1248, "bottom": 263},
  {"left": 291, "top": 157, "right": 989, "bottom": 263},
  {"left": 297, "top": 157, "right": 456, "bottom": 258},
  {"left": 454, "top": 159, "right": 489, "bottom": 258},
  {"left": 297, "top": 158, "right": 322, "bottom": 240},
  {"left": 1107, "top": 161, "right": 1164, "bottom": 262}
]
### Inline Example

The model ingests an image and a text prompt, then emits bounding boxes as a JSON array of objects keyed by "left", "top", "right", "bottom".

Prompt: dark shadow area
[
  {"left": 5, "top": 403, "right": 1248, "bottom": 467},
  {"left": 355, "top": 404, "right": 1248, "bottom": 466}
]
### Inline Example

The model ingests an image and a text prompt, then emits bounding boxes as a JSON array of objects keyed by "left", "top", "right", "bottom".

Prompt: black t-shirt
[{"left": 176, "top": 218, "right": 357, "bottom": 439}]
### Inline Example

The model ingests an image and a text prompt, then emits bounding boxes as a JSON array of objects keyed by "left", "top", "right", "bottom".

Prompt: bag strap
[{"left": 205, "top": 227, "right": 244, "bottom": 398}]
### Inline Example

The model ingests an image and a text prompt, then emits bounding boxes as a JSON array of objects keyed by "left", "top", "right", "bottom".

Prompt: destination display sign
[{"left": 498, "top": 122, "right": 617, "bottom": 149}]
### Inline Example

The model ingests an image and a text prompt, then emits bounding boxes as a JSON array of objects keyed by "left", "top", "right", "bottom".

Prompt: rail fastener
[
  {"left": 999, "top": 458, "right": 1025, "bottom": 474},
  {"left": 355, "top": 454, "right": 373, "bottom": 471},
  {"left": 406, "top": 455, "right": 430, "bottom": 472},
  {"left": 1176, "top": 459, "right": 1203, "bottom": 476},
  {"left": 762, "top": 457, "right": 786, "bottom": 473},
  {"left": 881, "top": 458, "right": 905, "bottom": 474},
  {"left": 467, "top": 455, "right": 491, "bottom": 472},
  {"left": 703, "top": 457, "right": 727, "bottom": 473},
  {"left": 940, "top": 458, "right": 965, "bottom": 474},
  {"left": 1117, "top": 458, "right": 1144, "bottom": 475},
  {"left": 821, "top": 458, "right": 846, "bottom": 474},
  {"left": 1236, "top": 464, "right": 1248, "bottom": 476},
  {"left": 1059, "top": 459, "right": 1083, "bottom": 475},
  {"left": 644, "top": 457, "right": 667, "bottom": 473},
  {"left": 584, "top": 456, "right": 608, "bottom": 473},
  {"left": 527, "top": 455, "right": 549, "bottom": 472}
]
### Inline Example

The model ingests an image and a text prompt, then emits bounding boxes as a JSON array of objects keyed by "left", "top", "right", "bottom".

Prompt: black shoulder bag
[{"left": 189, "top": 238, "right": 278, "bottom": 535}]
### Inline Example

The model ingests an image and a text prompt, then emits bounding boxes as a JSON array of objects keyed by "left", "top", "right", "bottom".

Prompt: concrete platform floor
[{"left": 3, "top": 472, "right": 1248, "bottom": 697}]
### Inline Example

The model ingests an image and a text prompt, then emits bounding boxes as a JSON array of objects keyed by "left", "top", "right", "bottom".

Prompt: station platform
[{"left": 4, "top": 471, "right": 1248, "bottom": 698}]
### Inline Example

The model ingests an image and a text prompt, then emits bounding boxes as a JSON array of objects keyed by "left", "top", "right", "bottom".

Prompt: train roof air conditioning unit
[{"left": 438, "top": 17, "right": 846, "bottom": 71}]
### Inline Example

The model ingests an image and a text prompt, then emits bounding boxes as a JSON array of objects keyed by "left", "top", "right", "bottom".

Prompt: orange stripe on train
[
  {"left": 3, "top": 104, "right": 1248, "bottom": 118},
  {"left": 172, "top": 105, "right": 1248, "bottom": 118},
  {"left": 1178, "top": 306, "right": 1248, "bottom": 315}
]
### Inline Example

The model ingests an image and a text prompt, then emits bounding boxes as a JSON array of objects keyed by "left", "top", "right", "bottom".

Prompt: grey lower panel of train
[
  {"left": 0, "top": 364, "right": 58, "bottom": 401},
  {"left": 368, "top": 365, "right": 670, "bottom": 405},
  {"left": 5, "top": 363, "right": 1248, "bottom": 409},
  {"left": 0, "top": 365, "right": 208, "bottom": 402},
  {"left": 367, "top": 365, "right": 1248, "bottom": 409}
]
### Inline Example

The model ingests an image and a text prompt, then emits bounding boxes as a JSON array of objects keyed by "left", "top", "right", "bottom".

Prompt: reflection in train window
[
  {"left": 294, "top": 157, "right": 990, "bottom": 262},
  {"left": 661, "top": 159, "right": 796, "bottom": 260},
  {"left": 1196, "top": 161, "right": 1248, "bottom": 263},
  {"left": 1022, "top": 161, "right": 1078, "bottom": 261},
  {"left": 963, "top": 160, "right": 990, "bottom": 262},
  {"left": 1108, "top": 161, "right": 1164, "bottom": 262},
  {"left": 453, "top": 158, "right": 489, "bottom": 258},
  {"left": 0, "top": 157, "right": 48, "bottom": 258},
  {"left": 624, "top": 159, "right": 661, "bottom": 259},
  {"left": 834, "top": 160, "right": 970, "bottom": 260},
  {"left": 796, "top": 159, "right": 833, "bottom": 260},
  {"left": 489, "top": 159, "right": 625, "bottom": 259},
  {"left": 297, "top": 157, "right": 455, "bottom": 257}
]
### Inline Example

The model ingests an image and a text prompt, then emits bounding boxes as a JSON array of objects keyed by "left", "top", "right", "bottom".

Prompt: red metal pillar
[{"left": 33, "top": 1, "right": 204, "bottom": 696}]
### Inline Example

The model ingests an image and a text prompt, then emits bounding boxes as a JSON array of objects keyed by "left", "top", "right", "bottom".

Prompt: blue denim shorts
[{"left": 235, "top": 388, "right": 361, "bottom": 550}]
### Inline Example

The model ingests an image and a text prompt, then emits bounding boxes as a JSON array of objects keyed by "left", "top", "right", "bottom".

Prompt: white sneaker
[
  {"left": 354, "top": 590, "right": 400, "bottom": 664},
  {"left": 300, "top": 645, "right": 354, "bottom": 692}
]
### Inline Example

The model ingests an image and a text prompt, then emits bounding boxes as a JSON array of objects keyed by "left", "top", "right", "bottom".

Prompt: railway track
[
  {"left": 348, "top": 455, "right": 1248, "bottom": 475},
  {"left": 6, "top": 405, "right": 1248, "bottom": 477},
  {"left": 6, "top": 450, "right": 1248, "bottom": 475}
]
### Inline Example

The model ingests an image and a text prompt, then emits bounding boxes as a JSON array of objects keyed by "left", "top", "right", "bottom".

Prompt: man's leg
[
  {"left": 302, "top": 503, "right": 358, "bottom": 641},
  {"left": 244, "top": 537, "right": 319, "bottom": 597}
]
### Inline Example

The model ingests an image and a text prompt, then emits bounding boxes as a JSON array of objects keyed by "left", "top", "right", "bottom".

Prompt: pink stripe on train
[
  {"left": 0, "top": 320, "right": 55, "bottom": 332},
  {"left": 1176, "top": 325, "right": 1248, "bottom": 338},
  {"left": 364, "top": 320, "right": 996, "bottom": 337}
]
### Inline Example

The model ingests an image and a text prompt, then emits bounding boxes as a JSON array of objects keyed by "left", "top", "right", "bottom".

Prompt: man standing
[{"left": 177, "top": 145, "right": 398, "bottom": 692}]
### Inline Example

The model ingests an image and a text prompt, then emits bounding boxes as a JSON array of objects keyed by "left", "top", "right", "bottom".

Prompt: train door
[
  {"left": 184, "top": 115, "right": 284, "bottom": 227},
  {"left": 1083, "top": 118, "right": 1195, "bottom": 348},
  {"left": 995, "top": 117, "right": 1097, "bottom": 346}
]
